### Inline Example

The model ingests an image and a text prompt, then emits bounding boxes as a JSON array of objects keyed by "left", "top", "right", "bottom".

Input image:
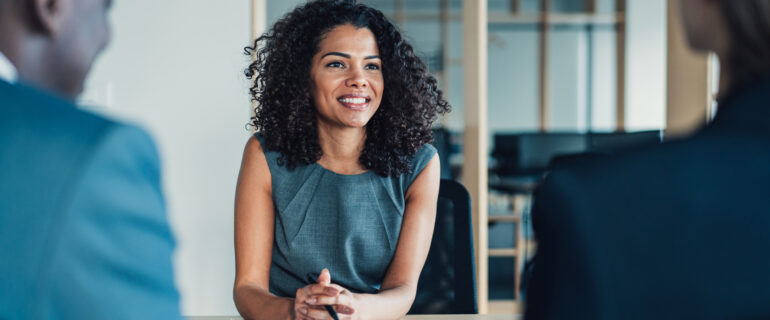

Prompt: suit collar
[
  {"left": 707, "top": 74, "right": 770, "bottom": 135},
  {"left": 0, "top": 50, "right": 18, "bottom": 84}
]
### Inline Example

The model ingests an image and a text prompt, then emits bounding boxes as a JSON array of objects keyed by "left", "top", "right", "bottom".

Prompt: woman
[{"left": 233, "top": 1, "right": 450, "bottom": 319}]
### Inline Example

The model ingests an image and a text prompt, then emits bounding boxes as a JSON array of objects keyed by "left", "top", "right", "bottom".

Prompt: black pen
[{"left": 324, "top": 304, "right": 339, "bottom": 320}]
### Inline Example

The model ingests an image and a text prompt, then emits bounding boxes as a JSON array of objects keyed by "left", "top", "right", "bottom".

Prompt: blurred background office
[{"left": 80, "top": 0, "right": 716, "bottom": 316}]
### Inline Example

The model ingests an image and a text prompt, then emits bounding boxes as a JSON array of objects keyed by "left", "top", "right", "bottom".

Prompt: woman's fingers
[
  {"left": 312, "top": 283, "right": 337, "bottom": 295},
  {"left": 296, "top": 304, "right": 330, "bottom": 320},
  {"left": 317, "top": 268, "right": 331, "bottom": 286},
  {"left": 304, "top": 305, "right": 334, "bottom": 320},
  {"left": 309, "top": 282, "right": 343, "bottom": 297},
  {"left": 306, "top": 293, "right": 352, "bottom": 309},
  {"left": 306, "top": 290, "right": 356, "bottom": 316},
  {"left": 301, "top": 282, "right": 336, "bottom": 298},
  {"left": 325, "top": 283, "right": 346, "bottom": 295},
  {"left": 333, "top": 304, "right": 355, "bottom": 315}
]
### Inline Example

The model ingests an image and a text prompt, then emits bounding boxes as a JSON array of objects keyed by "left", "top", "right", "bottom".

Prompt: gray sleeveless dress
[{"left": 258, "top": 135, "right": 437, "bottom": 297}]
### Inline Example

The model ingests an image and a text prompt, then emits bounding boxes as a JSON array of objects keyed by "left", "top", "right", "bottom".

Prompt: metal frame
[{"left": 462, "top": 0, "right": 490, "bottom": 314}]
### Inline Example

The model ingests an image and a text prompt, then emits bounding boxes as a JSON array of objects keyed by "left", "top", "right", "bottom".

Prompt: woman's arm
[
  {"left": 306, "top": 154, "right": 441, "bottom": 320},
  {"left": 233, "top": 136, "right": 294, "bottom": 320}
]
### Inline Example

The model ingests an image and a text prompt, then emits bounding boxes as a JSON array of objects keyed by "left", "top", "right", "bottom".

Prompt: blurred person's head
[
  {"left": 246, "top": 0, "right": 449, "bottom": 177},
  {"left": 679, "top": 0, "right": 770, "bottom": 94},
  {"left": 0, "top": 0, "right": 112, "bottom": 99}
]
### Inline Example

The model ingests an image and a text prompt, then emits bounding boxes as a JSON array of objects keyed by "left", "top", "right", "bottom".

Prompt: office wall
[{"left": 81, "top": 0, "right": 252, "bottom": 315}]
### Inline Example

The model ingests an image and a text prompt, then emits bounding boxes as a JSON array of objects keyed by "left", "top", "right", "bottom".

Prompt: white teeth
[{"left": 339, "top": 97, "right": 367, "bottom": 104}]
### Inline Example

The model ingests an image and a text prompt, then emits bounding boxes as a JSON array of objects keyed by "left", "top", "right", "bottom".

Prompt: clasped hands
[{"left": 295, "top": 268, "right": 358, "bottom": 320}]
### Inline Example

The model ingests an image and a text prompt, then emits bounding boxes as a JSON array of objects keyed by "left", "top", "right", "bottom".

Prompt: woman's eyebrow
[
  {"left": 321, "top": 52, "right": 381, "bottom": 60},
  {"left": 321, "top": 52, "right": 350, "bottom": 59}
]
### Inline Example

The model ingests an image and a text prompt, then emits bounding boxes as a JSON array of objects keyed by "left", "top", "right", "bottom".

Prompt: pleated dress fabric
[{"left": 257, "top": 135, "right": 437, "bottom": 297}]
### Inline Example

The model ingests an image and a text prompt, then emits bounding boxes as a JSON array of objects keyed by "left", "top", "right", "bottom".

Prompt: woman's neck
[{"left": 316, "top": 120, "right": 367, "bottom": 174}]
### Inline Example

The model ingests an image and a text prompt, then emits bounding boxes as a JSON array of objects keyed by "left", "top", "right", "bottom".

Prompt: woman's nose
[{"left": 345, "top": 69, "right": 367, "bottom": 88}]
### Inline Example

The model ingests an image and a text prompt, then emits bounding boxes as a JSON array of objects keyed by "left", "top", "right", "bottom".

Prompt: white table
[{"left": 188, "top": 315, "right": 520, "bottom": 320}]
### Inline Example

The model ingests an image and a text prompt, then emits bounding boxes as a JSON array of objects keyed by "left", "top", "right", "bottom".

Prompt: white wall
[
  {"left": 81, "top": 0, "right": 252, "bottom": 315},
  {"left": 625, "top": 0, "right": 668, "bottom": 130}
]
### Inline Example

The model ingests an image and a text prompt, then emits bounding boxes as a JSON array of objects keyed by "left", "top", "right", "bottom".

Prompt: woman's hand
[
  {"left": 295, "top": 269, "right": 358, "bottom": 320},
  {"left": 305, "top": 283, "right": 358, "bottom": 320}
]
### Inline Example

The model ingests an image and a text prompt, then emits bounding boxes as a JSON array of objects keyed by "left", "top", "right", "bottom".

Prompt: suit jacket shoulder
[
  {"left": 40, "top": 123, "right": 181, "bottom": 319},
  {"left": 0, "top": 82, "right": 181, "bottom": 319},
  {"left": 526, "top": 132, "right": 770, "bottom": 320}
]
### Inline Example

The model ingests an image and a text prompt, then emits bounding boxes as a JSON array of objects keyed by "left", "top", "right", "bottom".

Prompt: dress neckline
[{"left": 313, "top": 162, "right": 372, "bottom": 177}]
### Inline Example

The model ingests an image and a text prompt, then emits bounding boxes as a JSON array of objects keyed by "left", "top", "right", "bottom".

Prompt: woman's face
[{"left": 309, "top": 24, "right": 384, "bottom": 129}]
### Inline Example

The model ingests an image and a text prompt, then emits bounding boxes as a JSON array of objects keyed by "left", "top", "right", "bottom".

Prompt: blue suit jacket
[{"left": 0, "top": 80, "right": 182, "bottom": 319}]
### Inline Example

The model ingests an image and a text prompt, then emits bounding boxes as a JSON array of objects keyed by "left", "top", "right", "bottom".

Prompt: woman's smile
[{"left": 337, "top": 93, "right": 371, "bottom": 110}]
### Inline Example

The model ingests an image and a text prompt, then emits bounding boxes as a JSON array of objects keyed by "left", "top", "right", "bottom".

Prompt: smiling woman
[
  {"left": 310, "top": 25, "right": 385, "bottom": 141},
  {"left": 233, "top": 1, "right": 450, "bottom": 320}
]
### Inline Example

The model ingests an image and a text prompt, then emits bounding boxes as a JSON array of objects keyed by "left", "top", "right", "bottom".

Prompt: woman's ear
[{"left": 28, "top": 0, "right": 70, "bottom": 36}]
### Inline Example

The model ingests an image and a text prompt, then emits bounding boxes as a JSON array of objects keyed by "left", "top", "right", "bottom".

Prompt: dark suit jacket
[
  {"left": 525, "top": 76, "right": 770, "bottom": 320},
  {"left": 0, "top": 80, "right": 182, "bottom": 319}
]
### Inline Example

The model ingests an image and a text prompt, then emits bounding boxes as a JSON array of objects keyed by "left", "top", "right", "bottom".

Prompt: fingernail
[
  {"left": 307, "top": 297, "right": 317, "bottom": 304},
  {"left": 299, "top": 307, "right": 307, "bottom": 315},
  {"left": 337, "top": 306, "right": 354, "bottom": 314}
]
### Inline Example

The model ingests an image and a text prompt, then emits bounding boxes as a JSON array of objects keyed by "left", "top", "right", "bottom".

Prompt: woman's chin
[
  {"left": 344, "top": 122, "right": 370, "bottom": 129},
  {"left": 340, "top": 117, "right": 373, "bottom": 128}
]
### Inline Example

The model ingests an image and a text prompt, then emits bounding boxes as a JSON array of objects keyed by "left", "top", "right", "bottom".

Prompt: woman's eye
[
  {"left": 326, "top": 61, "right": 344, "bottom": 68},
  {"left": 365, "top": 63, "right": 380, "bottom": 70}
]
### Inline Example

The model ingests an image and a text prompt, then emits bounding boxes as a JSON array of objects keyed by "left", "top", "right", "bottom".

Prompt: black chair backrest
[
  {"left": 409, "top": 179, "right": 477, "bottom": 314},
  {"left": 431, "top": 128, "right": 454, "bottom": 180}
]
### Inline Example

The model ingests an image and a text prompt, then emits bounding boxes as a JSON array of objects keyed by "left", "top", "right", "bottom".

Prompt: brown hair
[{"left": 719, "top": 0, "right": 770, "bottom": 87}]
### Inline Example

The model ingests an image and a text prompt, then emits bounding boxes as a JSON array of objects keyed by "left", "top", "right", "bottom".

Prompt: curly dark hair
[{"left": 245, "top": 0, "right": 450, "bottom": 177}]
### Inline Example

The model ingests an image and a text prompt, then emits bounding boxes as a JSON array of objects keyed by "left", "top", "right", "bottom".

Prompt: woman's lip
[
  {"left": 338, "top": 99, "right": 369, "bottom": 111},
  {"left": 337, "top": 94, "right": 371, "bottom": 99}
]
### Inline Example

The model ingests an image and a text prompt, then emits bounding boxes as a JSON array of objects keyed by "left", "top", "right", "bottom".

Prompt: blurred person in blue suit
[
  {"left": 0, "top": 0, "right": 181, "bottom": 318},
  {"left": 525, "top": 0, "right": 770, "bottom": 319}
]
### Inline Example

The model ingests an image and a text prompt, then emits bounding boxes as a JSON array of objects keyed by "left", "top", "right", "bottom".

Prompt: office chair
[
  {"left": 409, "top": 179, "right": 478, "bottom": 314},
  {"left": 431, "top": 127, "right": 454, "bottom": 180}
]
